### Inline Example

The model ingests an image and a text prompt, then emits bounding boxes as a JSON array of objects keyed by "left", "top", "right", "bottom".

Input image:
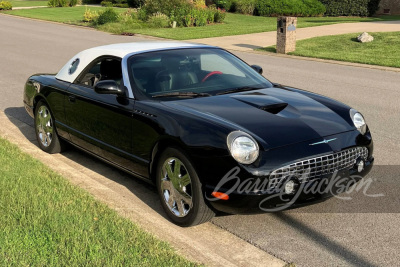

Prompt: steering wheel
[{"left": 202, "top": 71, "right": 223, "bottom": 83}]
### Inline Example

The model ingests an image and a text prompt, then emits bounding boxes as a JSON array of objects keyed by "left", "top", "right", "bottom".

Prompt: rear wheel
[
  {"left": 35, "top": 101, "right": 66, "bottom": 154},
  {"left": 156, "top": 148, "right": 215, "bottom": 227}
]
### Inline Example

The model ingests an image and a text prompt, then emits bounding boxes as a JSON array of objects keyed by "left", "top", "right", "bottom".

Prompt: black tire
[
  {"left": 156, "top": 147, "right": 215, "bottom": 227},
  {"left": 34, "top": 101, "right": 66, "bottom": 154}
]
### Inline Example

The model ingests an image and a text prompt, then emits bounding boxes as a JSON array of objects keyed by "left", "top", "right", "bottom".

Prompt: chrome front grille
[{"left": 268, "top": 147, "right": 369, "bottom": 189}]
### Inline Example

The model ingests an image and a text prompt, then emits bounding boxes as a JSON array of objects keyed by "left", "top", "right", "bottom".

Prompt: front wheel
[
  {"left": 156, "top": 148, "right": 215, "bottom": 227},
  {"left": 35, "top": 101, "right": 66, "bottom": 154}
]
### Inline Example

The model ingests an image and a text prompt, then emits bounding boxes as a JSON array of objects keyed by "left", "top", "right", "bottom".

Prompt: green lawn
[
  {"left": 3, "top": 6, "right": 128, "bottom": 24},
  {"left": 261, "top": 32, "right": 400, "bottom": 68},
  {"left": 133, "top": 14, "right": 400, "bottom": 40},
  {"left": 3, "top": 6, "right": 400, "bottom": 39},
  {"left": 10, "top": 0, "right": 47, "bottom": 7},
  {"left": 0, "top": 137, "right": 197, "bottom": 266}
]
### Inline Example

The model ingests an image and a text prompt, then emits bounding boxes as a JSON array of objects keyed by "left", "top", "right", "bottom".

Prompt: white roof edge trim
[{"left": 55, "top": 42, "right": 215, "bottom": 83}]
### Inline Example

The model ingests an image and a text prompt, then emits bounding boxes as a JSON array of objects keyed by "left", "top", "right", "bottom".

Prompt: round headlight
[
  {"left": 227, "top": 131, "right": 259, "bottom": 164},
  {"left": 350, "top": 109, "right": 367, "bottom": 135}
]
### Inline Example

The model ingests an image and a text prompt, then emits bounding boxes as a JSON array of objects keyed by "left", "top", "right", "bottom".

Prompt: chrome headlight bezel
[
  {"left": 227, "top": 131, "right": 259, "bottom": 165},
  {"left": 350, "top": 109, "right": 367, "bottom": 135}
]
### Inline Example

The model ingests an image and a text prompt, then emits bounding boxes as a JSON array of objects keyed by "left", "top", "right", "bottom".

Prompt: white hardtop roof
[{"left": 56, "top": 42, "right": 213, "bottom": 83}]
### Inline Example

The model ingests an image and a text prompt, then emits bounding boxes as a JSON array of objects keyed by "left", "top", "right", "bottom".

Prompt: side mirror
[
  {"left": 251, "top": 65, "right": 263, "bottom": 75},
  {"left": 94, "top": 80, "right": 125, "bottom": 96}
]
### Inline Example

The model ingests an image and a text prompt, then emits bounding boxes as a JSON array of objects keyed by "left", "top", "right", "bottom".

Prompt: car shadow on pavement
[
  {"left": 4, "top": 107, "right": 171, "bottom": 221},
  {"left": 275, "top": 213, "right": 379, "bottom": 267}
]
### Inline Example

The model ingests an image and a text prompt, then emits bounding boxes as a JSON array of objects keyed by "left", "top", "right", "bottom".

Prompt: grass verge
[
  {"left": 0, "top": 137, "right": 197, "bottom": 266},
  {"left": 260, "top": 32, "right": 400, "bottom": 68},
  {"left": 2, "top": 6, "right": 400, "bottom": 39}
]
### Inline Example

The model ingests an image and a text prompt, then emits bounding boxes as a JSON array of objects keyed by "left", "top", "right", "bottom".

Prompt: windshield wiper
[
  {"left": 152, "top": 92, "right": 211, "bottom": 98},
  {"left": 216, "top": 86, "right": 262, "bottom": 95}
]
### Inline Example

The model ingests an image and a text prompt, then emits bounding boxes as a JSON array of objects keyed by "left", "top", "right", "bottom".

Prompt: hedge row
[
  {"left": 215, "top": 0, "right": 381, "bottom": 16},
  {"left": 215, "top": 0, "right": 326, "bottom": 16},
  {"left": 256, "top": 0, "right": 326, "bottom": 16},
  {"left": 319, "top": 0, "right": 380, "bottom": 17}
]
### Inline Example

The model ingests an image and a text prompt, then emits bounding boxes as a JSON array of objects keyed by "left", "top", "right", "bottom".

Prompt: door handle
[{"left": 68, "top": 95, "right": 76, "bottom": 103}]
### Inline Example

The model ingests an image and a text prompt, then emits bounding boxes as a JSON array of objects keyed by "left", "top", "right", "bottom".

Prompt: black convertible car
[{"left": 24, "top": 42, "right": 373, "bottom": 226}]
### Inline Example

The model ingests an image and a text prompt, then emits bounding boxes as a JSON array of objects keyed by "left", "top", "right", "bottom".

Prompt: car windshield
[{"left": 127, "top": 48, "right": 273, "bottom": 100}]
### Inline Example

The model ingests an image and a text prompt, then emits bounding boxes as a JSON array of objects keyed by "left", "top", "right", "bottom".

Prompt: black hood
[{"left": 163, "top": 87, "right": 355, "bottom": 149}]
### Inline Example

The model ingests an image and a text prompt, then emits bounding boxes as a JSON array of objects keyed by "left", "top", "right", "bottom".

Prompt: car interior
[{"left": 78, "top": 58, "right": 122, "bottom": 88}]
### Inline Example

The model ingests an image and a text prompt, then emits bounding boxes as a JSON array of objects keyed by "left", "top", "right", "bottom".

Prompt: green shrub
[
  {"left": 142, "top": 0, "right": 225, "bottom": 27},
  {"left": 148, "top": 12, "right": 170, "bottom": 27},
  {"left": 236, "top": 0, "right": 256, "bottom": 14},
  {"left": 194, "top": 8, "right": 208, "bottom": 26},
  {"left": 113, "top": 3, "right": 129, "bottom": 7},
  {"left": 127, "top": 0, "right": 144, "bottom": 8},
  {"left": 214, "top": 7, "right": 225, "bottom": 22},
  {"left": 97, "top": 7, "right": 119, "bottom": 25},
  {"left": 48, "top": 0, "right": 77, "bottom": 7},
  {"left": 255, "top": 0, "right": 325, "bottom": 17},
  {"left": 206, "top": 6, "right": 216, "bottom": 23},
  {"left": 194, "top": 0, "right": 206, "bottom": 8},
  {"left": 214, "top": 0, "right": 236, "bottom": 11},
  {"left": 82, "top": 0, "right": 101, "bottom": 4},
  {"left": 144, "top": 0, "right": 190, "bottom": 17},
  {"left": 0, "top": 0, "right": 12, "bottom": 10},
  {"left": 137, "top": 7, "right": 148, "bottom": 20},
  {"left": 120, "top": 9, "right": 138, "bottom": 23},
  {"left": 320, "top": 0, "right": 380, "bottom": 17},
  {"left": 48, "top": 0, "right": 68, "bottom": 7},
  {"left": 368, "top": 0, "right": 380, "bottom": 16},
  {"left": 101, "top": 0, "right": 129, "bottom": 7},
  {"left": 83, "top": 8, "right": 99, "bottom": 22},
  {"left": 101, "top": 0, "right": 112, "bottom": 6}
]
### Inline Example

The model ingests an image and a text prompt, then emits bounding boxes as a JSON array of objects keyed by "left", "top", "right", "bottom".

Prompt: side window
[
  {"left": 200, "top": 54, "right": 244, "bottom": 77},
  {"left": 77, "top": 58, "right": 122, "bottom": 88}
]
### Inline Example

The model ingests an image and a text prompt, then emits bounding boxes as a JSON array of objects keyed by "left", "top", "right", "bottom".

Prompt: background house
[{"left": 377, "top": 0, "right": 400, "bottom": 15}]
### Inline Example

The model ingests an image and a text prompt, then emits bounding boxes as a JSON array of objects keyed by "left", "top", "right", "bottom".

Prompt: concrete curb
[{"left": 0, "top": 111, "right": 286, "bottom": 267}]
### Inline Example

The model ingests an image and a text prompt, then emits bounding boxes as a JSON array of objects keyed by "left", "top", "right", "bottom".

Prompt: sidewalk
[{"left": 194, "top": 20, "right": 400, "bottom": 51}]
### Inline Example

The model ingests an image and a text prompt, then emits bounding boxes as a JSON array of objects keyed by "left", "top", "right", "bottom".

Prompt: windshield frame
[{"left": 126, "top": 47, "right": 273, "bottom": 101}]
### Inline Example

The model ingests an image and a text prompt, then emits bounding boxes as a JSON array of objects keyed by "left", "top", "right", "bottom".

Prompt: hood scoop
[
  {"left": 259, "top": 103, "right": 288, "bottom": 114},
  {"left": 231, "top": 94, "right": 288, "bottom": 114}
]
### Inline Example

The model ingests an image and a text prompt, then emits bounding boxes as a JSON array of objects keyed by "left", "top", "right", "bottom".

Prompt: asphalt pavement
[{"left": 1, "top": 14, "right": 399, "bottom": 267}]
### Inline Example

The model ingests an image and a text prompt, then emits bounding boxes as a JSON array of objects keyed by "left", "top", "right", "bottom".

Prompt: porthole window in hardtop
[{"left": 69, "top": 58, "right": 80, "bottom": 75}]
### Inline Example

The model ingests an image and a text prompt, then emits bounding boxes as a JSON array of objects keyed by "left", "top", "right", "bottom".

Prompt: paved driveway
[{"left": 1, "top": 14, "right": 399, "bottom": 267}]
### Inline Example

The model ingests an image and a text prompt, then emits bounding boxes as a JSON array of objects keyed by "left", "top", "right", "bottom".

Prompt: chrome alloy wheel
[
  {"left": 160, "top": 157, "right": 193, "bottom": 217},
  {"left": 36, "top": 105, "right": 53, "bottom": 148}
]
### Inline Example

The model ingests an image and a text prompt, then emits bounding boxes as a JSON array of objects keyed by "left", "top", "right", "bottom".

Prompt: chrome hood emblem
[{"left": 309, "top": 138, "right": 337, "bottom": 146}]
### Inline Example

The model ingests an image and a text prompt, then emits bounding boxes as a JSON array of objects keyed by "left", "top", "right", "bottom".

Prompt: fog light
[
  {"left": 284, "top": 180, "right": 296, "bottom": 194},
  {"left": 357, "top": 160, "right": 365, "bottom": 173}
]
